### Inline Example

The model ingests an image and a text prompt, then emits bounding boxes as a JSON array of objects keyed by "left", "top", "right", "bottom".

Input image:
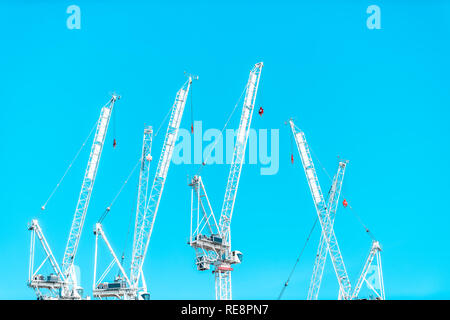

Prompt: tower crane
[
  {"left": 28, "top": 95, "right": 119, "bottom": 299},
  {"left": 288, "top": 119, "right": 352, "bottom": 300},
  {"left": 92, "top": 76, "right": 194, "bottom": 299},
  {"left": 188, "top": 62, "right": 263, "bottom": 300}
]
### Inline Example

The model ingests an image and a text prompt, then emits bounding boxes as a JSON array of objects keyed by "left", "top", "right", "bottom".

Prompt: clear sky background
[{"left": 1, "top": 0, "right": 450, "bottom": 300}]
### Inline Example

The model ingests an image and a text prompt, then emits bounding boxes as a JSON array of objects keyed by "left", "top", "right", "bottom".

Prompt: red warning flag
[
  {"left": 191, "top": 123, "right": 194, "bottom": 133},
  {"left": 258, "top": 107, "right": 264, "bottom": 116},
  {"left": 343, "top": 199, "right": 348, "bottom": 208},
  {"left": 291, "top": 154, "right": 294, "bottom": 164}
]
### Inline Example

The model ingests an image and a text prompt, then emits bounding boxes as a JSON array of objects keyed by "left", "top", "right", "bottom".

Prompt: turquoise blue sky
[{"left": 1, "top": 0, "right": 450, "bottom": 299}]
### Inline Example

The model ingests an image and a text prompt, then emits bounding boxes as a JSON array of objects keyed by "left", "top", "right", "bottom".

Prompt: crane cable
[
  {"left": 194, "top": 82, "right": 248, "bottom": 177},
  {"left": 154, "top": 78, "right": 195, "bottom": 138},
  {"left": 97, "top": 157, "right": 141, "bottom": 224},
  {"left": 40, "top": 98, "right": 114, "bottom": 211},
  {"left": 278, "top": 139, "right": 378, "bottom": 298},
  {"left": 278, "top": 217, "right": 319, "bottom": 300},
  {"left": 308, "top": 146, "right": 377, "bottom": 241},
  {"left": 190, "top": 82, "right": 194, "bottom": 133},
  {"left": 40, "top": 120, "right": 98, "bottom": 211}
]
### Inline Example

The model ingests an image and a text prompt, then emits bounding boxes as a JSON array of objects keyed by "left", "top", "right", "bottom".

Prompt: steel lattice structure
[
  {"left": 352, "top": 240, "right": 385, "bottom": 300},
  {"left": 28, "top": 95, "right": 118, "bottom": 299},
  {"left": 188, "top": 63, "right": 263, "bottom": 300},
  {"left": 308, "top": 161, "right": 347, "bottom": 300},
  {"left": 92, "top": 126, "right": 153, "bottom": 300},
  {"left": 130, "top": 77, "right": 193, "bottom": 293},
  {"left": 289, "top": 119, "right": 352, "bottom": 300},
  {"left": 92, "top": 77, "right": 194, "bottom": 300}
]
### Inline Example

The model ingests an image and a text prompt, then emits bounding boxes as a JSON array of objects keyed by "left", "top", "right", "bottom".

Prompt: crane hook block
[
  {"left": 258, "top": 107, "right": 264, "bottom": 116},
  {"left": 343, "top": 199, "right": 348, "bottom": 208}
]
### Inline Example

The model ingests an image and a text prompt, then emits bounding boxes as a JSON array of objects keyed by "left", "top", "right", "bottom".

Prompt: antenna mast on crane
[{"left": 188, "top": 62, "right": 263, "bottom": 300}]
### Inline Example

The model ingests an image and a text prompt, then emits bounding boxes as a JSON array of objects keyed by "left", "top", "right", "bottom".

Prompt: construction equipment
[
  {"left": 92, "top": 76, "right": 194, "bottom": 299},
  {"left": 289, "top": 119, "right": 352, "bottom": 300},
  {"left": 188, "top": 62, "right": 263, "bottom": 300},
  {"left": 28, "top": 95, "right": 119, "bottom": 299},
  {"left": 308, "top": 161, "right": 348, "bottom": 300},
  {"left": 352, "top": 240, "right": 385, "bottom": 300},
  {"left": 93, "top": 126, "right": 153, "bottom": 300},
  {"left": 288, "top": 119, "right": 386, "bottom": 300}
]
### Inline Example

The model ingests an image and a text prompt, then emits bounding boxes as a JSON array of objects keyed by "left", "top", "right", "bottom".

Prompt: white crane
[
  {"left": 308, "top": 160, "right": 348, "bottom": 300},
  {"left": 28, "top": 95, "right": 119, "bottom": 299},
  {"left": 352, "top": 240, "right": 385, "bottom": 300},
  {"left": 289, "top": 119, "right": 352, "bottom": 300},
  {"left": 93, "top": 126, "right": 153, "bottom": 300},
  {"left": 188, "top": 62, "right": 263, "bottom": 300},
  {"left": 92, "top": 76, "right": 194, "bottom": 299}
]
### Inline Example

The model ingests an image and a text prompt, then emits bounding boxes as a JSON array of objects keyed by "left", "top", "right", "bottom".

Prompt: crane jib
[
  {"left": 130, "top": 78, "right": 193, "bottom": 289},
  {"left": 62, "top": 97, "right": 117, "bottom": 279}
]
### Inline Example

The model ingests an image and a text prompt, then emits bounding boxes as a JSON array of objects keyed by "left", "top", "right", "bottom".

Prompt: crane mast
[
  {"left": 130, "top": 77, "right": 194, "bottom": 293},
  {"left": 308, "top": 161, "right": 347, "bottom": 300},
  {"left": 289, "top": 119, "right": 352, "bottom": 300},
  {"left": 188, "top": 63, "right": 263, "bottom": 300}
]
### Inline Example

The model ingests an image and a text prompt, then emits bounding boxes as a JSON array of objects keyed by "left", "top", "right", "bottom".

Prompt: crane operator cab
[
  {"left": 230, "top": 251, "right": 243, "bottom": 264},
  {"left": 139, "top": 292, "right": 150, "bottom": 300}
]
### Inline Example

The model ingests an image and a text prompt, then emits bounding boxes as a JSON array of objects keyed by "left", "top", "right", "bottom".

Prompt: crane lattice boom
[
  {"left": 62, "top": 96, "right": 118, "bottom": 283},
  {"left": 28, "top": 95, "right": 118, "bottom": 299},
  {"left": 92, "top": 126, "right": 153, "bottom": 300},
  {"left": 308, "top": 161, "right": 347, "bottom": 300},
  {"left": 289, "top": 119, "right": 352, "bottom": 300},
  {"left": 130, "top": 77, "right": 193, "bottom": 290}
]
